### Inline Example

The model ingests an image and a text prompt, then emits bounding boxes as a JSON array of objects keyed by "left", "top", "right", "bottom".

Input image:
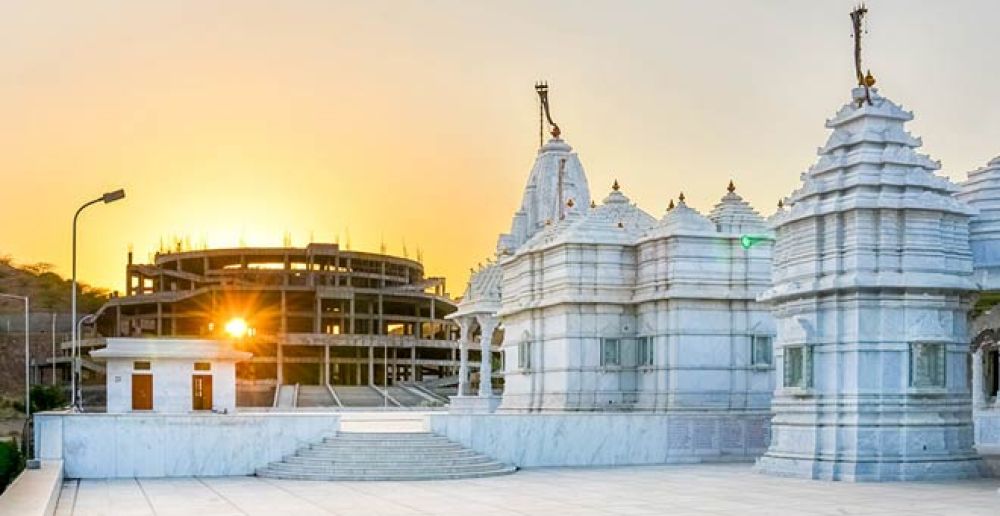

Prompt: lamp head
[{"left": 102, "top": 189, "right": 126, "bottom": 203}]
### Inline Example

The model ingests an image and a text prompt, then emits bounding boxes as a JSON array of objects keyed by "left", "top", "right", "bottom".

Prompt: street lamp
[
  {"left": 71, "top": 189, "right": 125, "bottom": 409},
  {"left": 0, "top": 293, "right": 30, "bottom": 428}
]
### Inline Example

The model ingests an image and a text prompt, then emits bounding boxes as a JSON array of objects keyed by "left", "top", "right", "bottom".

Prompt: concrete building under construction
[{"left": 77, "top": 243, "right": 486, "bottom": 407}]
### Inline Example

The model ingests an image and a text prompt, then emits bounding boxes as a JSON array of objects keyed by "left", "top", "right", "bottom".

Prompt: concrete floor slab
[{"left": 54, "top": 464, "right": 999, "bottom": 515}]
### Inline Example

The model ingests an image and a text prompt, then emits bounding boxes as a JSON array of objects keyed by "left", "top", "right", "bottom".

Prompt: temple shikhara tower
[{"left": 755, "top": 6, "right": 985, "bottom": 480}]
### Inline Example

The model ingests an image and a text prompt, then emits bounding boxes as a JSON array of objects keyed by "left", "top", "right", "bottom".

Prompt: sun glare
[{"left": 224, "top": 317, "right": 249, "bottom": 339}]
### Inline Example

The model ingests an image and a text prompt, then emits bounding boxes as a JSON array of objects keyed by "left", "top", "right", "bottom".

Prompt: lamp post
[
  {"left": 0, "top": 293, "right": 30, "bottom": 425},
  {"left": 74, "top": 314, "right": 96, "bottom": 410},
  {"left": 71, "top": 189, "right": 125, "bottom": 409}
]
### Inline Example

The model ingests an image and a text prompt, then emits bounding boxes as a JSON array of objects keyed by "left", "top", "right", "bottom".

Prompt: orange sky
[{"left": 1, "top": 1, "right": 998, "bottom": 296}]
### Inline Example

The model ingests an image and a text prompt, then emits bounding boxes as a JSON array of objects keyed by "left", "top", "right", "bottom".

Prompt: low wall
[
  {"left": 0, "top": 460, "right": 63, "bottom": 516},
  {"left": 429, "top": 411, "right": 770, "bottom": 467},
  {"left": 975, "top": 410, "right": 1000, "bottom": 476},
  {"left": 34, "top": 411, "right": 340, "bottom": 478}
]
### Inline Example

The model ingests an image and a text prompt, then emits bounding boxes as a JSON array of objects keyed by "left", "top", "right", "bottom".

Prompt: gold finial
[
  {"left": 590, "top": 200, "right": 597, "bottom": 209},
  {"left": 777, "top": 199, "right": 784, "bottom": 209},
  {"left": 566, "top": 198, "right": 575, "bottom": 208},
  {"left": 668, "top": 199, "right": 675, "bottom": 210},
  {"left": 864, "top": 69, "right": 876, "bottom": 87},
  {"left": 612, "top": 179, "right": 620, "bottom": 191},
  {"left": 727, "top": 180, "right": 735, "bottom": 193},
  {"left": 678, "top": 192, "right": 686, "bottom": 203}
]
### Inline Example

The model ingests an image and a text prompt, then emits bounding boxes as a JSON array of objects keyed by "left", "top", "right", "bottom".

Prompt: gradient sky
[{"left": 1, "top": 0, "right": 998, "bottom": 295}]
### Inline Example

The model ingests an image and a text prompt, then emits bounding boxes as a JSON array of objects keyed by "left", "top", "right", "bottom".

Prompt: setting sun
[{"left": 224, "top": 317, "right": 249, "bottom": 339}]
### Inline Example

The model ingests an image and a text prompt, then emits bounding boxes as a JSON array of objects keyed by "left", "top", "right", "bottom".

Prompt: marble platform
[{"left": 34, "top": 411, "right": 341, "bottom": 478}]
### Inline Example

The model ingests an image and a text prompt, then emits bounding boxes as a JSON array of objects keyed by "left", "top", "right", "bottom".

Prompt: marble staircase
[{"left": 256, "top": 431, "right": 516, "bottom": 481}]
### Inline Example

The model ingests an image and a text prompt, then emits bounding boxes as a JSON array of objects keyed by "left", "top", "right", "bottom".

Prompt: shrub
[
  {"left": 0, "top": 439, "right": 23, "bottom": 495},
  {"left": 30, "top": 384, "right": 67, "bottom": 414}
]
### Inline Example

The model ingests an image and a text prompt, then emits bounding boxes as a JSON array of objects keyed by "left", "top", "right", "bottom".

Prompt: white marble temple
[
  {"left": 34, "top": 412, "right": 340, "bottom": 478},
  {"left": 499, "top": 184, "right": 774, "bottom": 415},
  {"left": 757, "top": 86, "right": 984, "bottom": 481}
]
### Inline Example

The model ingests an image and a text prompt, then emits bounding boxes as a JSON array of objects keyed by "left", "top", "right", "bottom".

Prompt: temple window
[
  {"left": 518, "top": 341, "right": 532, "bottom": 370},
  {"left": 783, "top": 346, "right": 810, "bottom": 388},
  {"left": 601, "top": 338, "right": 621, "bottom": 367},
  {"left": 637, "top": 336, "right": 653, "bottom": 366},
  {"left": 909, "top": 342, "right": 945, "bottom": 388},
  {"left": 751, "top": 336, "right": 773, "bottom": 366}
]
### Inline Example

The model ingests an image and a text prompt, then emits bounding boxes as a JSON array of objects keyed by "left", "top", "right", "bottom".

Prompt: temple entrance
[
  {"left": 192, "top": 374, "right": 213, "bottom": 410},
  {"left": 132, "top": 374, "right": 153, "bottom": 410}
]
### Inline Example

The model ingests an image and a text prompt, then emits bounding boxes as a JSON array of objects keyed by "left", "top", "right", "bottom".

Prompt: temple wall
[
  {"left": 34, "top": 412, "right": 340, "bottom": 478},
  {"left": 429, "top": 411, "right": 770, "bottom": 467}
]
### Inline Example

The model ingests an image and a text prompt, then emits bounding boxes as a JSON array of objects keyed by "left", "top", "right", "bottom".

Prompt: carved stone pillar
[
  {"left": 456, "top": 317, "right": 472, "bottom": 397},
  {"left": 476, "top": 315, "right": 499, "bottom": 398},
  {"left": 972, "top": 347, "right": 985, "bottom": 409}
]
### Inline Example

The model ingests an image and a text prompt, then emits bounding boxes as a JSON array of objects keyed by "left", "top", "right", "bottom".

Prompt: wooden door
[
  {"left": 132, "top": 374, "right": 153, "bottom": 411},
  {"left": 192, "top": 374, "right": 213, "bottom": 411}
]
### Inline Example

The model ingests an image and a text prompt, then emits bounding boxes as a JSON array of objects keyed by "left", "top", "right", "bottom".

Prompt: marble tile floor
[{"left": 54, "top": 463, "right": 999, "bottom": 516}]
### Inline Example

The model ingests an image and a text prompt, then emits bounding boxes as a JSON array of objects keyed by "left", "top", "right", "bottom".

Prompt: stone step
[
  {"left": 298, "top": 447, "right": 478, "bottom": 456},
  {"left": 332, "top": 432, "right": 439, "bottom": 440},
  {"left": 257, "top": 431, "right": 516, "bottom": 481},
  {"left": 284, "top": 454, "right": 493, "bottom": 466},
  {"left": 317, "top": 439, "right": 456, "bottom": 448},
  {"left": 255, "top": 465, "right": 516, "bottom": 482},
  {"left": 261, "top": 461, "right": 509, "bottom": 475}
]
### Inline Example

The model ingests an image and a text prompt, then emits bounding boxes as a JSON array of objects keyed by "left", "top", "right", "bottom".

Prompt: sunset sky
[{"left": 1, "top": 1, "right": 998, "bottom": 295}]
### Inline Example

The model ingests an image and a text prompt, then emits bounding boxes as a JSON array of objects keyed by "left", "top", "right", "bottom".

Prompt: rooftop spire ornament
[
  {"left": 668, "top": 199, "right": 675, "bottom": 210},
  {"left": 727, "top": 180, "right": 736, "bottom": 193},
  {"left": 678, "top": 192, "right": 686, "bottom": 203},
  {"left": 850, "top": 4, "right": 874, "bottom": 106},
  {"left": 612, "top": 179, "right": 621, "bottom": 192},
  {"left": 535, "top": 81, "right": 561, "bottom": 146}
]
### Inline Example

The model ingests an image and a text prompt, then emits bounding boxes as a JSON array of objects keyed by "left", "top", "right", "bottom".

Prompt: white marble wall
[
  {"left": 429, "top": 412, "right": 769, "bottom": 467},
  {"left": 34, "top": 412, "right": 340, "bottom": 478},
  {"left": 106, "top": 358, "right": 238, "bottom": 414}
]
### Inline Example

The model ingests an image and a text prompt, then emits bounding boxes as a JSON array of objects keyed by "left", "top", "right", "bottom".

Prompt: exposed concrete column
[
  {"left": 278, "top": 291, "right": 286, "bottom": 385},
  {"left": 972, "top": 347, "right": 985, "bottom": 409},
  {"left": 368, "top": 344, "right": 374, "bottom": 386},
  {"left": 410, "top": 345, "right": 416, "bottom": 382},
  {"left": 314, "top": 295, "right": 322, "bottom": 333},
  {"left": 476, "top": 315, "right": 499, "bottom": 398},
  {"left": 323, "top": 344, "right": 330, "bottom": 384},
  {"left": 156, "top": 303, "right": 162, "bottom": 336},
  {"left": 455, "top": 317, "right": 473, "bottom": 396}
]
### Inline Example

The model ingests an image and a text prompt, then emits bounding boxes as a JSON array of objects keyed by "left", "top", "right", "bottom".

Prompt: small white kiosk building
[{"left": 91, "top": 338, "right": 251, "bottom": 414}]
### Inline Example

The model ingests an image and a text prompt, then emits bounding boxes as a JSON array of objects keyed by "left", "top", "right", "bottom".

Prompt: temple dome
[
  {"left": 453, "top": 262, "right": 502, "bottom": 316},
  {"left": 644, "top": 195, "right": 715, "bottom": 239},
  {"left": 496, "top": 137, "right": 591, "bottom": 256},
  {"left": 707, "top": 182, "right": 766, "bottom": 234},
  {"left": 765, "top": 86, "right": 977, "bottom": 302},
  {"left": 518, "top": 183, "right": 655, "bottom": 253}
]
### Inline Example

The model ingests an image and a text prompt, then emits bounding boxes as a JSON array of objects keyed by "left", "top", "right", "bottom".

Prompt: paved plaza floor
[{"left": 55, "top": 463, "right": 998, "bottom": 516}]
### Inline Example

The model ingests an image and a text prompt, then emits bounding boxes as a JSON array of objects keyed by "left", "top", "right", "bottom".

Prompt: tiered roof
[
  {"left": 774, "top": 87, "right": 973, "bottom": 227},
  {"left": 958, "top": 156, "right": 1000, "bottom": 271},
  {"left": 707, "top": 181, "right": 766, "bottom": 234}
]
